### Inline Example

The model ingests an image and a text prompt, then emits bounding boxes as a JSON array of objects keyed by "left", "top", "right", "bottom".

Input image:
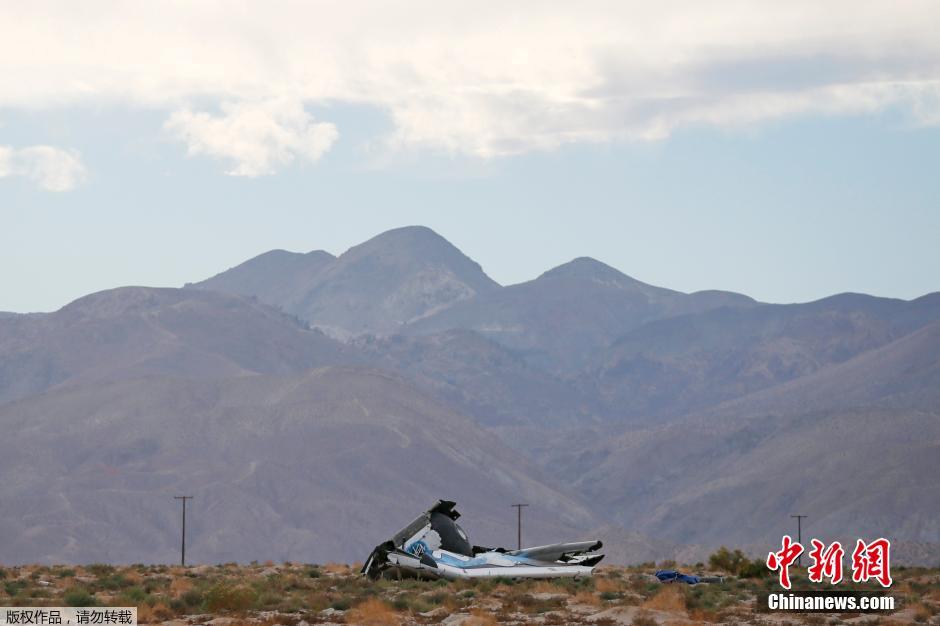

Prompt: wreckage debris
[{"left": 362, "top": 500, "right": 604, "bottom": 580}]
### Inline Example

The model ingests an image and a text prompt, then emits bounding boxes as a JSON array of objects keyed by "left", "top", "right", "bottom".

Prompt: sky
[{"left": 2, "top": 1, "right": 939, "bottom": 312}]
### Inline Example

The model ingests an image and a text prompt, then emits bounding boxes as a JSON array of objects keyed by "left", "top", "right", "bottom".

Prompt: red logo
[
  {"left": 767, "top": 536, "right": 892, "bottom": 588},
  {"left": 807, "top": 539, "right": 844, "bottom": 584},
  {"left": 766, "top": 535, "right": 804, "bottom": 590},
  {"left": 851, "top": 538, "right": 892, "bottom": 588}
]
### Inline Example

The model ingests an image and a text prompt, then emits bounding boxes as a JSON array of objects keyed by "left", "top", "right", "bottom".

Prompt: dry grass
[
  {"left": 595, "top": 576, "right": 623, "bottom": 593},
  {"left": 490, "top": 583, "right": 515, "bottom": 597},
  {"left": 345, "top": 597, "right": 402, "bottom": 625},
  {"left": 531, "top": 580, "right": 569, "bottom": 595},
  {"left": 571, "top": 590, "right": 602, "bottom": 606},
  {"left": 137, "top": 602, "right": 174, "bottom": 624},
  {"left": 168, "top": 577, "right": 192, "bottom": 597},
  {"left": 2, "top": 561, "right": 935, "bottom": 625},
  {"left": 642, "top": 585, "right": 687, "bottom": 613}
]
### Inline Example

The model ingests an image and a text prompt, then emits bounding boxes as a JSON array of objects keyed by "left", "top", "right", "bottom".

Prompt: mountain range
[{"left": 2, "top": 225, "right": 938, "bottom": 565}]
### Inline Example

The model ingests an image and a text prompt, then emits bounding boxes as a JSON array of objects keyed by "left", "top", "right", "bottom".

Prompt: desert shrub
[
  {"left": 204, "top": 584, "right": 257, "bottom": 612},
  {"left": 644, "top": 586, "right": 688, "bottom": 612},
  {"left": 98, "top": 573, "right": 131, "bottom": 590},
  {"left": 256, "top": 591, "right": 281, "bottom": 608},
  {"left": 181, "top": 589, "right": 204, "bottom": 608},
  {"left": 572, "top": 590, "right": 601, "bottom": 606},
  {"left": 137, "top": 602, "right": 174, "bottom": 624},
  {"left": 709, "top": 547, "right": 747, "bottom": 572},
  {"left": 737, "top": 558, "right": 770, "bottom": 578},
  {"left": 329, "top": 597, "right": 352, "bottom": 611},
  {"left": 57, "top": 569, "right": 76, "bottom": 578},
  {"left": 306, "top": 567, "right": 321, "bottom": 578},
  {"left": 120, "top": 587, "right": 148, "bottom": 603},
  {"left": 0, "top": 568, "right": 6, "bottom": 580},
  {"left": 306, "top": 592, "right": 331, "bottom": 612},
  {"left": 64, "top": 588, "right": 98, "bottom": 607},
  {"left": 519, "top": 594, "right": 564, "bottom": 614},
  {"left": 425, "top": 590, "right": 448, "bottom": 605},
  {"left": 346, "top": 597, "right": 400, "bottom": 625},
  {"left": 708, "top": 546, "right": 767, "bottom": 578},
  {"left": 4, "top": 580, "right": 26, "bottom": 597},
  {"left": 86, "top": 564, "right": 115, "bottom": 576},
  {"left": 34, "top": 567, "right": 54, "bottom": 578}
]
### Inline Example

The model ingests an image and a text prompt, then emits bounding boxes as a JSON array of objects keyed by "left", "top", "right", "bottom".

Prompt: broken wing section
[{"left": 508, "top": 540, "right": 605, "bottom": 566}]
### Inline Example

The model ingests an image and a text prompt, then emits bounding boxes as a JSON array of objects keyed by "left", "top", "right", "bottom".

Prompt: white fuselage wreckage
[{"left": 361, "top": 500, "right": 604, "bottom": 580}]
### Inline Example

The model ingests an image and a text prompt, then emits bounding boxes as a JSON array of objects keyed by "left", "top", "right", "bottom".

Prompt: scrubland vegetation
[{"left": 0, "top": 558, "right": 937, "bottom": 625}]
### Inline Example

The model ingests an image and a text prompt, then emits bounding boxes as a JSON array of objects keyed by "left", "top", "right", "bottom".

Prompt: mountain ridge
[{"left": 3, "top": 225, "right": 940, "bottom": 564}]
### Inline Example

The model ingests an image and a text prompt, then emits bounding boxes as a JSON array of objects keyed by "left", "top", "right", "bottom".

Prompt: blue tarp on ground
[{"left": 655, "top": 569, "right": 701, "bottom": 584}]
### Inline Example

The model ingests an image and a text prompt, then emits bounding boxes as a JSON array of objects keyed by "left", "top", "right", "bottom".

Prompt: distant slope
[
  {"left": 354, "top": 329, "right": 604, "bottom": 428},
  {"left": 708, "top": 319, "right": 940, "bottom": 418},
  {"left": 571, "top": 323, "right": 940, "bottom": 547},
  {"left": 407, "top": 257, "right": 756, "bottom": 374},
  {"left": 584, "top": 292, "right": 940, "bottom": 422},
  {"left": 577, "top": 407, "right": 940, "bottom": 548},
  {"left": 0, "top": 367, "right": 597, "bottom": 564},
  {"left": 186, "top": 249, "right": 335, "bottom": 305},
  {"left": 0, "top": 286, "right": 354, "bottom": 405}
]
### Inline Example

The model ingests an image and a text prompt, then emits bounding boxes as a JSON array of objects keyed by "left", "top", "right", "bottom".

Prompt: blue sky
[{"left": 2, "top": 2, "right": 939, "bottom": 312}]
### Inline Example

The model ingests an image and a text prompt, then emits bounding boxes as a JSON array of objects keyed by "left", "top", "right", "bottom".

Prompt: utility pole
[
  {"left": 511, "top": 504, "right": 529, "bottom": 550},
  {"left": 174, "top": 496, "right": 194, "bottom": 566},
  {"left": 791, "top": 514, "right": 807, "bottom": 567}
]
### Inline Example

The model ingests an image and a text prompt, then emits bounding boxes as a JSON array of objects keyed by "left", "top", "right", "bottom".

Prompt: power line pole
[
  {"left": 174, "top": 496, "right": 194, "bottom": 566},
  {"left": 791, "top": 514, "right": 807, "bottom": 567},
  {"left": 511, "top": 503, "right": 529, "bottom": 550}
]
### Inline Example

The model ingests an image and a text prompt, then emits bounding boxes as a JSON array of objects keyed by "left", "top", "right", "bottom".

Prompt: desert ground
[{"left": 2, "top": 560, "right": 938, "bottom": 625}]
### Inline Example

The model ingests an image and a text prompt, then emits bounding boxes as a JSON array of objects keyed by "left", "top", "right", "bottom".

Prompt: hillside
[
  {"left": 584, "top": 292, "right": 940, "bottom": 422},
  {"left": 0, "top": 367, "right": 596, "bottom": 564},
  {"left": 3, "top": 225, "right": 940, "bottom": 565},
  {"left": 0, "top": 287, "right": 354, "bottom": 406},
  {"left": 405, "top": 257, "right": 756, "bottom": 374},
  {"left": 570, "top": 324, "right": 940, "bottom": 547}
]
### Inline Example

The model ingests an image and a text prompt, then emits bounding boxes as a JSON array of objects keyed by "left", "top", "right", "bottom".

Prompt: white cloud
[
  {"left": 164, "top": 100, "right": 338, "bottom": 176},
  {"left": 1, "top": 2, "right": 940, "bottom": 160},
  {"left": 0, "top": 145, "right": 86, "bottom": 191}
]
